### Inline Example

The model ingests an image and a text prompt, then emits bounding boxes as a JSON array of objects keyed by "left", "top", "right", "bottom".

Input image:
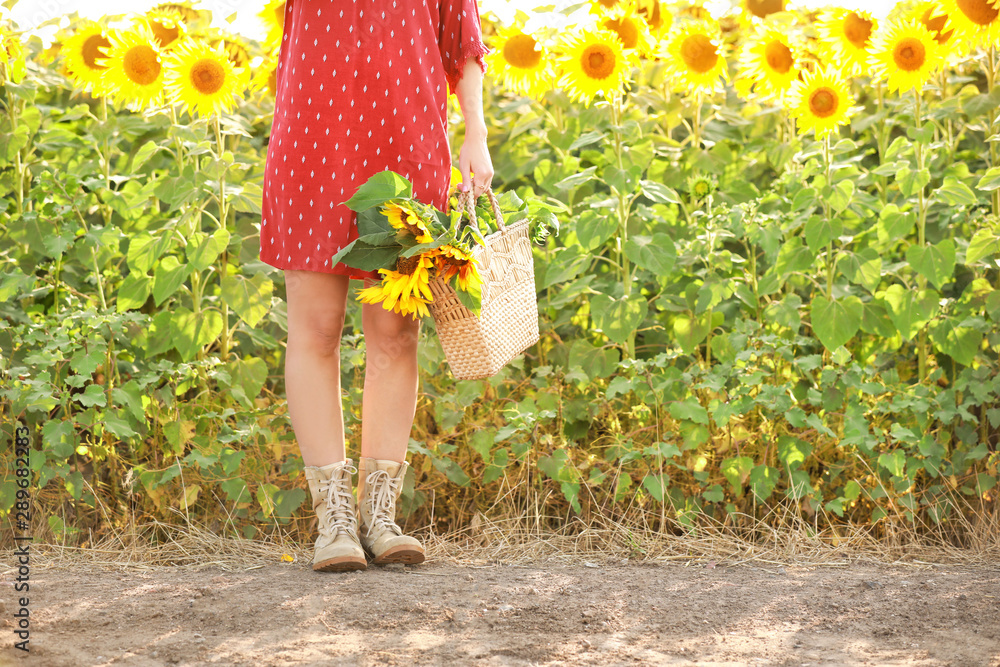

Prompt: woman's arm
[{"left": 454, "top": 56, "right": 493, "bottom": 198}]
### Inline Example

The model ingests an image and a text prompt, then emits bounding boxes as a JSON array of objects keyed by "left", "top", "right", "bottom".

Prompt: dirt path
[{"left": 2, "top": 555, "right": 999, "bottom": 666}]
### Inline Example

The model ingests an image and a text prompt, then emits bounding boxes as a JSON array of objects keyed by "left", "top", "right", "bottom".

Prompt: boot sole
[
  {"left": 372, "top": 545, "right": 425, "bottom": 565},
  {"left": 313, "top": 555, "right": 368, "bottom": 572}
]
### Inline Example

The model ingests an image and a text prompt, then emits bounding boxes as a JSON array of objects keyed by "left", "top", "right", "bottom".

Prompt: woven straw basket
[{"left": 427, "top": 188, "right": 539, "bottom": 380}]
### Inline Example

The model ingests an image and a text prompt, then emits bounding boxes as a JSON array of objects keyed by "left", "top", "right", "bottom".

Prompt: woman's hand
[
  {"left": 458, "top": 127, "right": 493, "bottom": 199},
  {"left": 455, "top": 58, "right": 492, "bottom": 198}
]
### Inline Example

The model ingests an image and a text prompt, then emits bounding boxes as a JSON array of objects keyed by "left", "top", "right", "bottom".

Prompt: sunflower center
[
  {"left": 597, "top": 0, "right": 618, "bottom": 7},
  {"left": 842, "top": 12, "right": 873, "bottom": 49},
  {"left": 83, "top": 34, "right": 112, "bottom": 70},
  {"left": 396, "top": 255, "right": 420, "bottom": 275},
  {"left": 892, "top": 37, "right": 926, "bottom": 71},
  {"left": 920, "top": 9, "right": 955, "bottom": 44},
  {"left": 746, "top": 0, "right": 783, "bottom": 19},
  {"left": 124, "top": 45, "right": 161, "bottom": 85},
  {"left": 581, "top": 44, "right": 616, "bottom": 80},
  {"left": 680, "top": 34, "right": 718, "bottom": 74},
  {"left": 503, "top": 33, "right": 541, "bottom": 69},
  {"left": 602, "top": 17, "right": 640, "bottom": 49},
  {"left": 189, "top": 58, "right": 225, "bottom": 95},
  {"left": 808, "top": 87, "right": 838, "bottom": 118},
  {"left": 150, "top": 20, "right": 179, "bottom": 48},
  {"left": 764, "top": 40, "right": 793, "bottom": 74},
  {"left": 956, "top": 0, "right": 999, "bottom": 25}
]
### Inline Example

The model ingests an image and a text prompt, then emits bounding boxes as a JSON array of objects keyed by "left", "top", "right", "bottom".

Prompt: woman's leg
[
  {"left": 283, "top": 269, "right": 350, "bottom": 468},
  {"left": 359, "top": 302, "right": 421, "bottom": 462}
]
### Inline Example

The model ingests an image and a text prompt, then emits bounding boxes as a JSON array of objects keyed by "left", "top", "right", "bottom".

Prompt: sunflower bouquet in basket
[{"left": 332, "top": 170, "right": 556, "bottom": 320}]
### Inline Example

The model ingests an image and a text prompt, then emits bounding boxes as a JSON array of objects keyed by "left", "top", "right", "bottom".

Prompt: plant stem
[
  {"left": 692, "top": 90, "right": 702, "bottom": 149},
  {"left": 914, "top": 88, "right": 928, "bottom": 383},
  {"left": 610, "top": 93, "right": 636, "bottom": 359},
  {"left": 213, "top": 114, "right": 232, "bottom": 363},
  {"left": 822, "top": 134, "right": 835, "bottom": 300},
  {"left": 987, "top": 46, "right": 999, "bottom": 218}
]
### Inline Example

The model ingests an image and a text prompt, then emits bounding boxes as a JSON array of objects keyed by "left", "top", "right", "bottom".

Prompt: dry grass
[{"left": 12, "top": 494, "right": 999, "bottom": 574}]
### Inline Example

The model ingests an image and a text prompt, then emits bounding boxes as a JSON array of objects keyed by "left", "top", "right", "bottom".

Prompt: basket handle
[{"left": 457, "top": 186, "right": 506, "bottom": 233}]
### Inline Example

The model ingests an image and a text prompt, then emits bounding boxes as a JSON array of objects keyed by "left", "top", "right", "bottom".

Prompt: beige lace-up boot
[
  {"left": 357, "top": 457, "right": 425, "bottom": 565},
  {"left": 303, "top": 459, "right": 367, "bottom": 572}
]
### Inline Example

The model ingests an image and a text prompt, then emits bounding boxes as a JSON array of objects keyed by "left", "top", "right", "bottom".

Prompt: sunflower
[
  {"left": 661, "top": 20, "right": 728, "bottom": 95},
  {"left": 816, "top": 8, "right": 878, "bottom": 77},
  {"left": 0, "top": 26, "right": 26, "bottom": 84},
  {"left": 62, "top": 20, "right": 113, "bottom": 95},
  {"left": 676, "top": 2, "right": 714, "bottom": 22},
  {"left": 738, "top": 24, "right": 800, "bottom": 101},
  {"left": 635, "top": 0, "right": 672, "bottom": 36},
  {"left": 151, "top": 2, "right": 211, "bottom": 29},
  {"left": 135, "top": 9, "right": 185, "bottom": 50},
  {"left": 909, "top": 1, "right": 957, "bottom": 46},
  {"left": 938, "top": 0, "right": 1000, "bottom": 51},
  {"left": 556, "top": 28, "right": 634, "bottom": 105},
  {"left": 163, "top": 39, "right": 248, "bottom": 118},
  {"left": 736, "top": 0, "right": 786, "bottom": 29},
  {"left": 357, "top": 254, "right": 435, "bottom": 320},
  {"left": 787, "top": 66, "right": 855, "bottom": 140},
  {"left": 202, "top": 30, "right": 252, "bottom": 69},
  {"left": 868, "top": 18, "right": 944, "bottom": 93},
  {"left": 485, "top": 24, "right": 553, "bottom": 98},
  {"left": 96, "top": 25, "right": 165, "bottom": 111},
  {"left": 448, "top": 165, "right": 464, "bottom": 199},
  {"left": 431, "top": 244, "right": 483, "bottom": 294},
  {"left": 249, "top": 53, "right": 279, "bottom": 97},
  {"left": 259, "top": 0, "right": 286, "bottom": 55},
  {"left": 383, "top": 202, "right": 434, "bottom": 242},
  {"left": 597, "top": 1, "right": 656, "bottom": 57}
]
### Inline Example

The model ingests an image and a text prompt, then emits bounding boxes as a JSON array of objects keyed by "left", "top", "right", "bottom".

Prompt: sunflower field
[{"left": 1, "top": 0, "right": 1000, "bottom": 552}]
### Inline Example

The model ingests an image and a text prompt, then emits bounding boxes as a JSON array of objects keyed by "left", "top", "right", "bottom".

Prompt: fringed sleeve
[{"left": 438, "top": 0, "right": 491, "bottom": 95}]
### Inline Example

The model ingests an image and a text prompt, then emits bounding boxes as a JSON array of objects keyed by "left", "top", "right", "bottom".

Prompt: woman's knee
[
  {"left": 363, "top": 306, "right": 420, "bottom": 355},
  {"left": 286, "top": 271, "right": 349, "bottom": 358}
]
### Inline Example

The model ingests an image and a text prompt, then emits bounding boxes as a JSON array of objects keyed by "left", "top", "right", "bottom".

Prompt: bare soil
[{"left": 2, "top": 555, "right": 999, "bottom": 666}]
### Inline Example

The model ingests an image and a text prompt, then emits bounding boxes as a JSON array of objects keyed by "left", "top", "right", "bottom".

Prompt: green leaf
[
  {"left": 721, "top": 456, "right": 754, "bottom": 494},
  {"left": 221, "top": 273, "right": 274, "bottom": 328},
  {"left": 553, "top": 165, "right": 597, "bottom": 191},
  {"left": 75, "top": 384, "right": 107, "bottom": 408},
  {"left": 575, "top": 209, "right": 618, "bottom": 251},
  {"left": 805, "top": 214, "right": 843, "bottom": 254},
  {"left": 356, "top": 206, "right": 397, "bottom": 236},
  {"left": 186, "top": 229, "right": 230, "bottom": 272},
  {"left": 131, "top": 140, "right": 165, "bottom": 172},
  {"left": 170, "top": 306, "right": 224, "bottom": 361},
  {"left": 152, "top": 255, "right": 192, "bottom": 307},
  {"left": 837, "top": 247, "right": 882, "bottom": 293},
  {"left": 668, "top": 398, "right": 709, "bottom": 425},
  {"left": 43, "top": 419, "right": 77, "bottom": 459},
  {"left": 810, "top": 295, "right": 863, "bottom": 351},
  {"left": 271, "top": 487, "right": 307, "bottom": 521},
  {"left": 329, "top": 240, "right": 399, "bottom": 271},
  {"left": 624, "top": 233, "right": 676, "bottom": 275},
  {"left": 342, "top": 171, "right": 412, "bottom": 211},
  {"left": 882, "top": 284, "right": 939, "bottom": 340},
  {"left": 673, "top": 311, "right": 712, "bottom": 355},
  {"left": 878, "top": 450, "right": 906, "bottom": 477},
  {"left": 906, "top": 239, "right": 955, "bottom": 290},
  {"left": 590, "top": 293, "right": 648, "bottom": 346},
  {"left": 640, "top": 180, "right": 681, "bottom": 204},
  {"left": 128, "top": 231, "right": 173, "bottom": 274},
  {"left": 749, "top": 465, "right": 779, "bottom": 502},
  {"left": 116, "top": 273, "right": 151, "bottom": 312},
  {"left": 877, "top": 205, "right": 915, "bottom": 245},
  {"left": 104, "top": 409, "right": 138, "bottom": 439},
  {"left": 777, "top": 436, "right": 812, "bottom": 469},
  {"left": 641, "top": 473, "right": 670, "bottom": 503},
  {"left": 828, "top": 180, "right": 854, "bottom": 214},
  {"left": 928, "top": 316, "right": 982, "bottom": 366},
  {"left": 935, "top": 177, "right": 979, "bottom": 206},
  {"left": 976, "top": 166, "right": 1000, "bottom": 192},
  {"left": 0, "top": 124, "right": 28, "bottom": 161},
  {"left": 225, "top": 356, "right": 269, "bottom": 409},
  {"left": 966, "top": 228, "right": 1000, "bottom": 265},
  {"left": 898, "top": 166, "right": 931, "bottom": 198}
]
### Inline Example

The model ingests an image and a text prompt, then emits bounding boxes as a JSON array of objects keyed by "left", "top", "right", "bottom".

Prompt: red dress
[{"left": 259, "top": 0, "right": 490, "bottom": 281}]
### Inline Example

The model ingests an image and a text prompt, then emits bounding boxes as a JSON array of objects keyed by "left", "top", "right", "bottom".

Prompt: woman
[{"left": 259, "top": 0, "right": 493, "bottom": 571}]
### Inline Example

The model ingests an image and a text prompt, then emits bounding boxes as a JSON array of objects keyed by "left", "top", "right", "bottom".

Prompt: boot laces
[
  {"left": 365, "top": 469, "right": 403, "bottom": 538},
  {"left": 317, "top": 464, "right": 358, "bottom": 540}
]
